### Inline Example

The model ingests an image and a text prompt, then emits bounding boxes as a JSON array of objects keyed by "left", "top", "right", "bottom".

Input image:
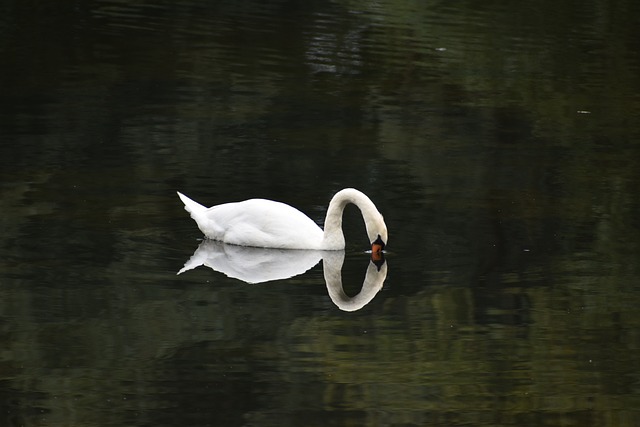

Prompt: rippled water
[{"left": 1, "top": 1, "right": 640, "bottom": 426}]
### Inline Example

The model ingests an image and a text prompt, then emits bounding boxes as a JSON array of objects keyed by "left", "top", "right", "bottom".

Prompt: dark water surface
[{"left": 2, "top": 1, "right": 640, "bottom": 426}]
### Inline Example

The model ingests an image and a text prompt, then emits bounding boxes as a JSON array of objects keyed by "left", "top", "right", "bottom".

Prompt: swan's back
[{"left": 193, "top": 198, "right": 324, "bottom": 249}]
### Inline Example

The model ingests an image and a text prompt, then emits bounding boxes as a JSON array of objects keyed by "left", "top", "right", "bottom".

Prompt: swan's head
[
  {"left": 367, "top": 216, "right": 388, "bottom": 255},
  {"left": 372, "top": 234, "right": 386, "bottom": 253}
]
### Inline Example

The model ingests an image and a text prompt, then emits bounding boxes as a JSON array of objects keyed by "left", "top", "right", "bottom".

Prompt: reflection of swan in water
[
  {"left": 178, "top": 240, "right": 321, "bottom": 284},
  {"left": 178, "top": 240, "right": 387, "bottom": 311}
]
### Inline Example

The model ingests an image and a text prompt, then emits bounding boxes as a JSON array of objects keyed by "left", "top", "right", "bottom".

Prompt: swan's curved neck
[{"left": 322, "top": 188, "right": 381, "bottom": 250}]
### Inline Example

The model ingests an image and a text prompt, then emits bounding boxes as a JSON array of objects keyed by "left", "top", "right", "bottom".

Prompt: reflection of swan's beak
[{"left": 371, "top": 252, "right": 385, "bottom": 270}]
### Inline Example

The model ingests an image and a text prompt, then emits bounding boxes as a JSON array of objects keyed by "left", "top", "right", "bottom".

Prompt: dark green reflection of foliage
[{"left": 1, "top": 0, "right": 639, "bottom": 426}]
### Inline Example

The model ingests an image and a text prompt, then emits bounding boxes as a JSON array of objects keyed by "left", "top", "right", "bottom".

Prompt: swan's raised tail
[
  {"left": 177, "top": 191, "right": 206, "bottom": 215},
  {"left": 178, "top": 192, "right": 215, "bottom": 239}
]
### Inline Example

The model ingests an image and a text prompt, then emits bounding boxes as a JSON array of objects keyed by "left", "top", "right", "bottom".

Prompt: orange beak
[
  {"left": 372, "top": 242, "right": 384, "bottom": 254},
  {"left": 371, "top": 234, "right": 385, "bottom": 261},
  {"left": 371, "top": 242, "right": 383, "bottom": 262},
  {"left": 371, "top": 240, "right": 385, "bottom": 262}
]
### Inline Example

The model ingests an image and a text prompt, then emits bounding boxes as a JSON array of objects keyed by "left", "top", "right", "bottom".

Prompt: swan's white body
[{"left": 177, "top": 188, "right": 387, "bottom": 251}]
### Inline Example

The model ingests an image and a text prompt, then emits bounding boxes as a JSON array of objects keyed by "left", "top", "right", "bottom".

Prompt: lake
[{"left": 1, "top": 1, "right": 639, "bottom": 426}]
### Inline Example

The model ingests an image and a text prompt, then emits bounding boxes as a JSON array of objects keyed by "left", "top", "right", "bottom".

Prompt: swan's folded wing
[{"left": 203, "top": 199, "right": 324, "bottom": 249}]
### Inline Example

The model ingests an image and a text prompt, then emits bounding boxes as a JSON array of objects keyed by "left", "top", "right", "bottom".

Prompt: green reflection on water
[
  {"left": 1, "top": 0, "right": 639, "bottom": 426},
  {"left": 4, "top": 267, "right": 637, "bottom": 426}
]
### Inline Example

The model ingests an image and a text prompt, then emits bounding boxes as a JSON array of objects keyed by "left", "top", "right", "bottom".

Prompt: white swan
[{"left": 177, "top": 188, "right": 387, "bottom": 253}]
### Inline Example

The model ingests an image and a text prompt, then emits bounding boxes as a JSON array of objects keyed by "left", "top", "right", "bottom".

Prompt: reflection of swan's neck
[
  {"left": 322, "top": 188, "right": 382, "bottom": 250},
  {"left": 323, "top": 251, "right": 388, "bottom": 312}
]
